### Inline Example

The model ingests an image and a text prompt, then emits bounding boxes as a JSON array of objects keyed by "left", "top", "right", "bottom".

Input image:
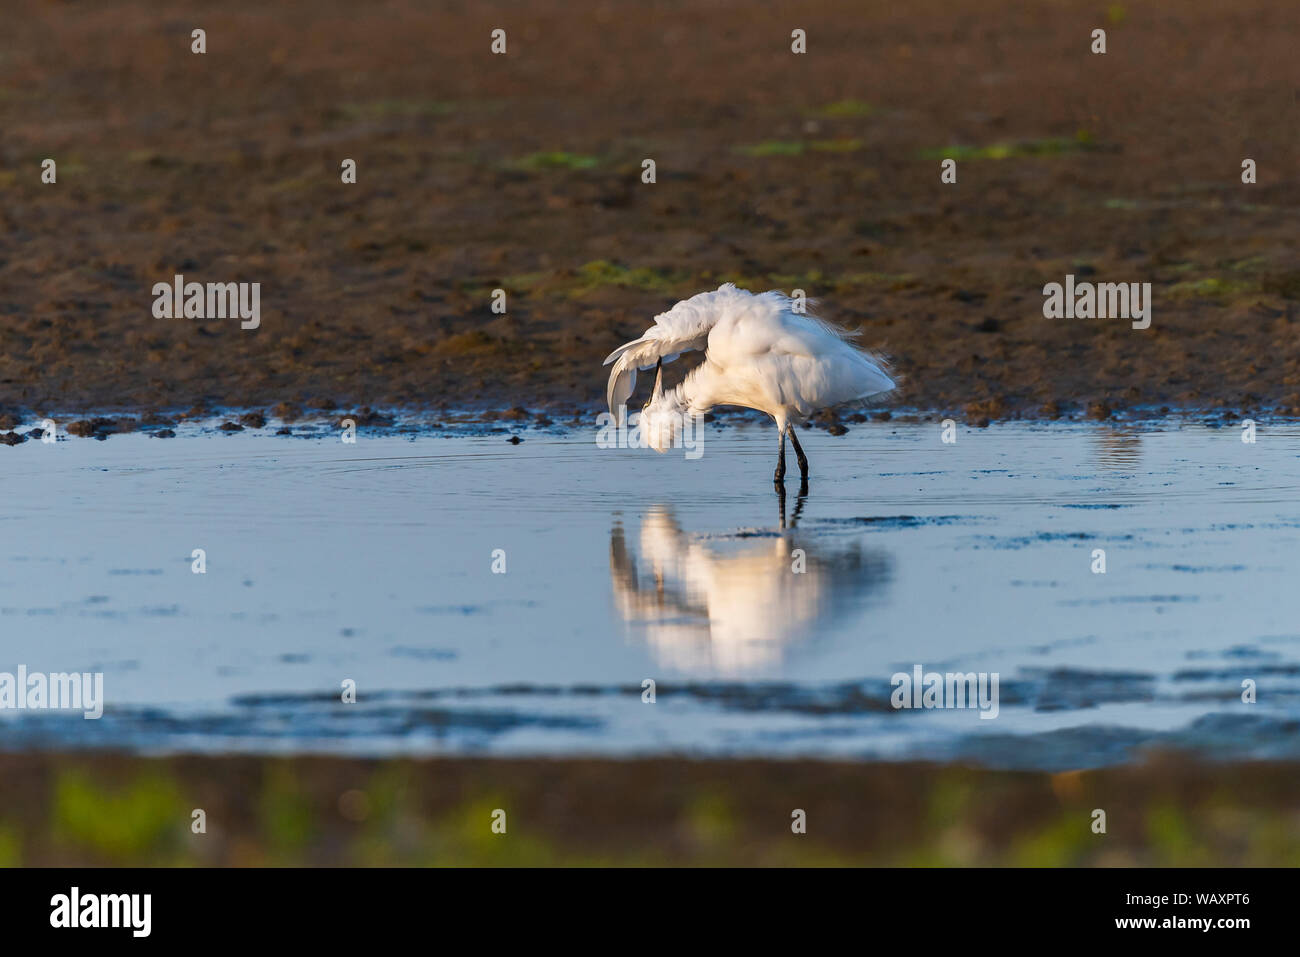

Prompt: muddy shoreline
[
  {"left": 0, "top": 402, "right": 1280, "bottom": 449},
  {"left": 3, "top": 1, "right": 1298, "bottom": 424}
]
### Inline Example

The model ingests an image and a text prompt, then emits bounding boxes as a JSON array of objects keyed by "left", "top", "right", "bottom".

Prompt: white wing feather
[{"left": 603, "top": 287, "right": 730, "bottom": 415}]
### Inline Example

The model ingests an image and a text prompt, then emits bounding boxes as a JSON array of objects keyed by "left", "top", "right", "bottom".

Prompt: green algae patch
[
  {"left": 811, "top": 99, "right": 876, "bottom": 118},
  {"left": 921, "top": 132, "right": 1095, "bottom": 161},
  {"left": 515, "top": 151, "right": 600, "bottom": 170},
  {"left": 737, "top": 138, "right": 863, "bottom": 157}
]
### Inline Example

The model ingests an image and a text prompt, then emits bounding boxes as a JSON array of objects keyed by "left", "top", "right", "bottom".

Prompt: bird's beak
[{"left": 651, "top": 357, "right": 664, "bottom": 402}]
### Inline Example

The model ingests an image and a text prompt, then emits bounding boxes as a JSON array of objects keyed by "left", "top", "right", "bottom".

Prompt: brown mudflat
[{"left": 2, "top": 1, "right": 1298, "bottom": 423}]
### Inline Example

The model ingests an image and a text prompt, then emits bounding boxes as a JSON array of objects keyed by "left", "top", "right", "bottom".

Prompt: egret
[{"left": 603, "top": 283, "right": 896, "bottom": 484}]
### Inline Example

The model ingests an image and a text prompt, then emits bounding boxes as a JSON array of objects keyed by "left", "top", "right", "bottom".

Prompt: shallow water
[{"left": 2, "top": 419, "right": 1298, "bottom": 769}]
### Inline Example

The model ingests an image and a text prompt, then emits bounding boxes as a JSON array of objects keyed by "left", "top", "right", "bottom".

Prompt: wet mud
[{"left": 2, "top": 1, "right": 1299, "bottom": 423}]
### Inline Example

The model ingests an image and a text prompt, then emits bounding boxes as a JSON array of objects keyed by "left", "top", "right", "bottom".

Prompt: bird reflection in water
[{"left": 609, "top": 488, "right": 892, "bottom": 676}]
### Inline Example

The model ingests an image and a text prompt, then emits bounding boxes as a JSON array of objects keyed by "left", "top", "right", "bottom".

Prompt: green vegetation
[
  {"left": 514, "top": 151, "right": 600, "bottom": 170},
  {"left": 431, "top": 329, "right": 504, "bottom": 356},
  {"left": 1167, "top": 277, "right": 1258, "bottom": 299},
  {"left": 0, "top": 826, "right": 20, "bottom": 867},
  {"left": 737, "top": 138, "right": 863, "bottom": 157},
  {"left": 921, "top": 131, "right": 1095, "bottom": 161},
  {"left": 0, "top": 754, "right": 1295, "bottom": 866},
  {"left": 1010, "top": 814, "right": 1097, "bottom": 866},
  {"left": 259, "top": 765, "right": 318, "bottom": 861},
  {"left": 488, "top": 260, "right": 690, "bottom": 300},
  {"left": 568, "top": 259, "right": 683, "bottom": 293},
  {"left": 51, "top": 770, "right": 186, "bottom": 864},
  {"left": 811, "top": 99, "right": 875, "bottom": 118}
]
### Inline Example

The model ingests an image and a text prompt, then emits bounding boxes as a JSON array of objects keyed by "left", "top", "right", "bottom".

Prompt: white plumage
[{"left": 603, "top": 283, "right": 896, "bottom": 482}]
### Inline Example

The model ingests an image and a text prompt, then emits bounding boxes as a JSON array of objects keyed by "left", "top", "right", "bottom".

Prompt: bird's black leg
[
  {"left": 787, "top": 425, "right": 809, "bottom": 479},
  {"left": 791, "top": 482, "right": 808, "bottom": 526},
  {"left": 774, "top": 427, "right": 787, "bottom": 486}
]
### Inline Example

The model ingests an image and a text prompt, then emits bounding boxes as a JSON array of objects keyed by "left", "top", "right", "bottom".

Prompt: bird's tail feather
[
  {"left": 607, "top": 365, "right": 637, "bottom": 420},
  {"left": 846, "top": 347, "right": 899, "bottom": 402}
]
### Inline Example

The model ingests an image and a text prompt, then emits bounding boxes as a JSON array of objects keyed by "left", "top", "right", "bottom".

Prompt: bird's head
[{"left": 639, "top": 358, "right": 682, "bottom": 453}]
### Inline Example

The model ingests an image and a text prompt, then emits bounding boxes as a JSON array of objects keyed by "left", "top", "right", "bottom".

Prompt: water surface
[{"left": 2, "top": 420, "right": 1298, "bottom": 769}]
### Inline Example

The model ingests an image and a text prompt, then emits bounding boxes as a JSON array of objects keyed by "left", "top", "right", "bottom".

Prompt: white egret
[{"left": 603, "top": 283, "right": 896, "bottom": 483}]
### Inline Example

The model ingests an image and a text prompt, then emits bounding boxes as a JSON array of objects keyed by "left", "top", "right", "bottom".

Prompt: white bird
[{"left": 603, "top": 283, "right": 896, "bottom": 484}]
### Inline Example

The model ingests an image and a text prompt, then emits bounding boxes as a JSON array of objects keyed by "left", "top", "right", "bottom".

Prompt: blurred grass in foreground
[{"left": 2, "top": 753, "right": 1297, "bottom": 866}]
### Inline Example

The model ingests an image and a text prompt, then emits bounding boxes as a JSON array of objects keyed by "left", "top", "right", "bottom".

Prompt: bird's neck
[{"left": 674, "top": 363, "right": 728, "bottom": 415}]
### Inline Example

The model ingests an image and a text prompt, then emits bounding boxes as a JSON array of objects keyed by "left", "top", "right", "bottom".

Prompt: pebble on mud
[
  {"left": 811, "top": 408, "right": 847, "bottom": 434},
  {"left": 335, "top": 408, "right": 394, "bottom": 428},
  {"left": 66, "top": 419, "right": 102, "bottom": 437},
  {"left": 964, "top": 396, "right": 1008, "bottom": 422},
  {"left": 67, "top": 417, "right": 132, "bottom": 438}
]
